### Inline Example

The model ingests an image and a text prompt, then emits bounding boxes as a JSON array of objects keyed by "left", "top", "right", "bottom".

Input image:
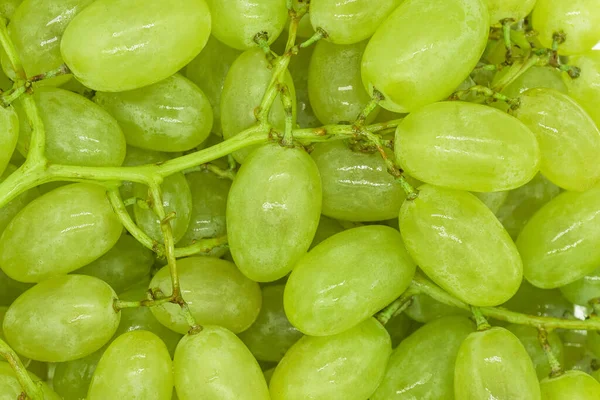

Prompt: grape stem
[
  {"left": 375, "top": 289, "right": 416, "bottom": 325},
  {"left": 471, "top": 306, "right": 491, "bottom": 331},
  {"left": 0, "top": 338, "right": 43, "bottom": 400},
  {"left": 538, "top": 328, "right": 563, "bottom": 378},
  {"left": 501, "top": 18, "right": 515, "bottom": 65}
]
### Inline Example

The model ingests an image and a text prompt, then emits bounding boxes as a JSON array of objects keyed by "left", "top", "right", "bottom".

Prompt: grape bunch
[{"left": 1, "top": 0, "right": 600, "bottom": 399}]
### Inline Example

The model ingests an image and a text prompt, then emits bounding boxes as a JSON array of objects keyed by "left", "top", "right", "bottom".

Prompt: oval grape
[
  {"left": 487, "top": 0, "right": 536, "bottom": 24},
  {"left": 564, "top": 52, "right": 600, "bottom": 126},
  {"left": 559, "top": 266, "right": 600, "bottom": 306},
  {"left": 0, "top": 106, "right": 18, "bottom": 177},
  {"left": 540, "top": 370, "right": 600, "bottom": 399},
  {"left": 506, "top": 324, "right": 565, "bottom": 380},
  {"left": 0, "top": 362, "right": 60, "bottom": 400}
]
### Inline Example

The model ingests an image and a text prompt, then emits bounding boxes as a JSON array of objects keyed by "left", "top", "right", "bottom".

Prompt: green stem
[
  {"left": 375, "top": 290, "right": 416, "bottom": 325},
  {"left": 183, "top": 164, "right": 236, "bottom": 180},
  {"left": 502, "top": 19, "right": 515, "bottom": 64},
  {"left": 471, "top": 306, "right": 491, "bottom": 331},
  {"left": 492, "top": 54, "right": 540, "bottom": 92},
  {"left": 298, "top": 28, "right": 327, "bottom": 49},
  {"left": 20, "top": 95, "right": 47, "bottom": 166},
  {"left": 538, "top": 328, "right": 563, "bottom": 378},
  {"left": 0, "top": 83, "right": 28, "bottom": 107},
  {"left": 174, "top": 235, "right": 228, "bottom": 258},
  {"left": 451, "top": 85, "right": 519, "bottom": 108},
  {"left": 0, "top": 338, "right": 43, "bottom": 400},
  {"left": 0, "top": 17, "right": 25, "bottom": 81},
  {"left": 280, "top": 83, "right": 294, "bottom": 146},
  {"left": 397, "top": 176, "right": 419, "bottom": 200},
  {"left": 28, "top": 63, "right": 71, "bottom": 83},
  {"left": 354, "top": 89, "right": 383, "bottom": 127}
]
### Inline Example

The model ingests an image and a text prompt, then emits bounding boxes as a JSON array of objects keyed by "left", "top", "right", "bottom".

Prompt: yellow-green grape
[
  {"left": 239, "top": 285, "right": 303, "bottom": 362},
  {"left": 565, "top": 52, "right": 600, "bottom": 126},
  {"left": 532, "top": 0, "right": 600, "bottom": 56},
  {"left": 372, "top": 317, "right": 474, "bottom": 400},
  {"left": 0, "top": 164, "right": 39, "bottom": 239},
  {"left": 0, "top": 362, "right": 60, "bottom": 400},
  {"left": 310, "top": 0, "right": 402, "bottom": 44},
  {"left": 94, "top": 74, "right": 212, "bottom": 152},
  {"left": 384, "top": 312, "right": 416, "bottom": 348},
  {"left": 0, "top": 306, "right": 30, "bottom": 367},
  {"left": 186, "top": 36, "right": 242, "bottom": 135},
  {"left": 0, "top": 0, "right": 22, "bottom": 19},
  {"left": 220, "top": 48, "right": 296, "bottom": 163},
  {"left": 309, "top": 215, "right": 345, "bottom": 249},
  {"left": 174, "top": 326, "right": 270, "bottom": 400},
  {"left": 270, "top": 318, "right": 391, "bottom": 400},
  {"left": 502, "top": 66, "right": 568, "bottom": 98},
  {"left": 263, "top": 367, "right": 276, "bottom": 386},
  {"left": 150, "top": 257, "right": 261, "bottom": 334},
  {"left": 517, "top": 187, "right": 600, "bottom": 288},
  {"left": 308, "top": 40, "right": 379, "bottom": 125},
  {"left": 0, "top": 106, "right": 17, "bottom": 177},
  {"left": 53, "top": 347, "right": 105, "bottom": 400},
  {"left": 288, "top": 45, "right": 320, "bottom": 129},
  {"left": 474, "top": 191, "right": 509, "bottom": 214},
  {"left": 2, "top": 275, "right": 120, "bottom": 362},
  {"left": 560, "top": 267, "right": 600, "bottom": 306},
  {"left": 285, "top": 225, "right": 416, "bottom": 336},
  {"left": 227, "top": 145, "right": 321, "bottom": 282},
  {"left": 502, "top": 280, "right": 572, "bottom": 318},
  {"left": 540, "top": 370, "right": 600, "bottom": 399},
  {"left": 588, "top": 331, "right": 600, "bottom": 359},
  {"left": 311, "top": 141, "right": 406, "bottom": 221},
  {"left": 361, "top": 0, "right": 489, "bottom": 112},
  {"left": 0, "top": 269, "right": 31, "bottom": 307},
  {"left": 60, "top": 0, "right": 211, "bottom": 92},
  {"left": 486, "top": 0, "right": 536, "bottom": 24},
  {"left": 513, "top": 88, "right": 600, "bottom": 191},
  {"left": 405, "top": 293, "right": 470, "bottom": 323},
  {"left": 16, "top": 87, "right": 126, "bottom": 167},
  {"left": 455, "top": 327, "right": 541, "bottom": 400},
  {"left": 396, "top": 102, "right": 540, "bottom": 192},
  {"left": 87, "top": 331, "right": 173, "bottom": 400},
  {"left": 0, "top": 183, "right": 122, "bottom": 283},
  {"left": 506, "top": 324, "right": 565, "bottom": 379},
  {"left": 400, "top": 185, "right": 522, "bottom": 306}
]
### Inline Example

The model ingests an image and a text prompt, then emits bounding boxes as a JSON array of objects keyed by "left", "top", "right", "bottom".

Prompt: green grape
[
  {"left": 400, "top": 184, "right": 523, "bottom": 306},
  {"left": 396, "top": 101, "right": 540, "bottom": 192},
  {"left": 227, "top": 144, "right": 321, "bottom": 282},
  {"left": 0, "top": 183, "right": 123, "bottom": 283},
  {"left": 263, "top": 367, "right": 276, "bottom": 386},
  {"left": 288, "top": 45, "right": 320, "bottom": 129},
  {"left": 94, "top": 74, "right": 212, "bottom": 152},
  {"left": 270, "top": 318, "right": 391, "bottom": 400},
  {"left": 119, "top": 146, "right": 171, "bottom": 204},
  {"left": 502, "top": 280, "right": 572, "bottom": 318},
  {"left": 0, "top": 164, "right": 39, "bottom": 239},
  {"left": 506, "top": 324, "right": 565, "bottom": 379},
  {"left": 52, "top": 347, "right": 105, "bottom": 400},
  {"left": 560, "top": 267, "right": 600, "bottom": 306},
  {"left": 60, "top": 75, "right": 95, "bottom": 98},
  {"left": 310, "top": 0, "right": 401, "bottom": 44},
  {"left": 587, "top": 331, "right": 600, "bottom": 359},
  {"left": 0, "top": 306, "right": 30, "bottom": 367},
  {"left": 540, "top": 370, "right": 600, "bottom": 399},
  {"left": 517, "top": 187, "right": 600, "bottom": 288},
  {"left": 0, "top": 106, "right": 17, "bottom": 177},
  {"left": 473, "top": 191, "right": 509, "bottom": 214},
  {"left": 88, "top": 331, "right": 173, "bottom": 400},
  {"left": 220, "top": 48, "right": 296, "bottom": 163},
  {"left": 532, "top": 0, "right": 600, "bottom": 55},
  {"left": 565, "top": 52, "right": 600, "bottom": 127},
  {"left": 502, "top": 66, "right": 568, "bottom": 98},
  {"left": 74, "top": 234, "right": 154, "bottom": 294},
  {"left": 372, "top": 316, "right": 474, "bottom": 400},
  {"left": 150, "top": 257, "right": 261, "bottom": 334},
  {"left": 309, "top": 215, "right": 345, "bottom": 249},
  {"left": 455, "top": 327, "right": 541, "bottom": 400},
  {"left": 310, "top": 141, "right": 407, "bottom": 221},
  {"left": 285, "top": 225, "right": 415, "bottom": 336},
  {"left": 0, "top": 362, "right": 60, "bottom": 400},
  {"left": 185, "top": 36, "right": 242, "bottom": 135},
  {"left": 384, "top": 312, "right": 415, "bottom": 348},
  {"left": 486, "top": 0, "right": 536, "bottom": 24},
  {"left": 513, "top": 88, "right": 600, "bottom": 191},
  {"left": 174, "top": 326, "right": 270, "bottom": 400},
  {"left": 0, "top": 269, "right": 32, "bottom": 307},
  {"left": 361, "top": 0, "right": 489, "bottom": 112},
  {"left": 16, "top": 87, "right": 126, "bottom": 167},
  {"left": 405, "top": 293, "right": 470, "bottom": 323},
  {"left": 60, "top": 0, "right": 211, "bottom": 92},
  {"left": 0, "top": 0, "right": 22, "bottom": 19},
  {"left": 2, "top": 275, "right": 120, "bottom": 362},
  {"left": 308, "top": 40, "right": 379, "bottom": 125}
]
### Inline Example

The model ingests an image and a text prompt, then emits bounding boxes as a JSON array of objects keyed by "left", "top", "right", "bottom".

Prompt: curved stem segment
[
  {"left": 0, "top": 338, "right": 43, "bottom": 400},
  {"left": 538, "top": 328, "right": 563, "bottom": 378}
]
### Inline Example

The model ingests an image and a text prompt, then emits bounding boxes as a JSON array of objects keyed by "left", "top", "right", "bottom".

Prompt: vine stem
[
  {"left": 538, "top": 328, "right": 563, "bottom": 378},
  {"left": 0, "top": 338, "right": 43, "bottom": 400},
  {"left": 471, "top": 306, "right": 491, "bottom": 331},
  {"left": 375, "top": 289, "right": 416, "bottom": 325}
]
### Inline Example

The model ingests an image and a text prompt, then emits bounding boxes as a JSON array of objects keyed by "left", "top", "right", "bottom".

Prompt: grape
[
  {"left": 60, "top": 0, "right": 211, "bottom": 92},
  {"left": 565, "top": 52, "right": 600, "bottom": 126},
  {"left": 506, "top": 324, "right": 565, "bottom": 379},
  {"left": 308, "top": 40, "right": 379, "bottom": 125},
  {"left": 502, "top": 280, "right": 572, "bottom": 319},
  {"left": 361, "top": 0, "right": 489, "bottom": 112},
  {"left": 52, "top": 347, "right": 106, "bottom": 400},
  {"left": 119, "top": 146, "right": 172, "bottom": 205},
  {"left": 512, "top": 88, "right": 600, "bottom": 191},
  {"left": 310, "top": 0, "right": 401, "bottom": 45},
  {"left": 371, "top": 316, "right": 474, "bottom": 400},
  {"left": 0, "top": 0, "right": 22, "bottom": 19},
  {"left": 405, "top": 293, "right": 470, "bottom": 323},
  {"left": 227, "top": 144, "right": 321, "bottom": 282},
  {"left": 486, "top": 0, "right": 536, "bottom": 24},
  {"left": 87, "top": 331, "right": 173, "bottom": 400},
  {"left": 502, "top": 66, "right": 568, "bottom": 98},
  {"left": 396, "top": 101, "right": 540, "bottom": 192},
  {"left": 310, "top": 141, "right": 407, "bottom": 221},
  {"left": 560, "top": 267, "right": 600, "bottom": 306},
  {"left": 0, "top": 164, "right": 39, "bottom": 239},
  {"left": 287, "top": 44, "right": 320, "bottom": 129},
  {"left": 0, "top": 362, "right": 60, "bottom": 400},
  {"left": 2, "top": 275, "right": 120, "bottom": 362},
  {"left": 540, "top": 370, "right": 600, "bottom": 399},
  {"left": 532, "top": 0, "right": 600, "bottom": 55},
  {"left": 517, "top": 187, "right": 600, "bottom": 288},
  {"left": 400, "top": 184, "right": 523, "bottom": 306},
  {"left": 309, "top": 215, "right": 345, "bottom": 249},
  {"left": 0, "top": 106, "right": 17, "bottom": 177},
  {"left": 0, "top": 306, "right": 30, "bottom": 368},
  {"left": 149, "top": 257, "right": 261, "bottom": 334},
  {"left": 285, "top": 225, "right": 416, "bottom": 336},
  {"left": 263, "top": 367, "right": 276, "bottom": 386},
  {"left": 454, "top": 327, "right": 541, "bottom": 399},
  {"left": 0, "top": 183, "right": 123, "bottom": 283},
  {"left": 220, "top": 48, "right": 296, "bottom": 163},
  {"left": 474, "top": 191, "right": 509, "bottom": 214},
  {"left": 94, "top": 74, "right": 212, "bottom": 152},
  {"left": 0, "top": 269, "right": 31, "bottom": 307},
  {"left": 269, "top": 318, "right": 391, "bottom": 400},
  {"left": 173, "top": 326, "right": 270, "bottom": 400},
  {"left": 588, "top": 331, "right": 600, "bottom": 359}
]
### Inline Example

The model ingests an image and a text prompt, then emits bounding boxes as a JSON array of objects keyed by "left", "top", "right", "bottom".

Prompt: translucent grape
[
  {"left": 0, "top": 268, "right": 32, "bottom": 307},
  {"left": 0, "top": 362, "right": 60, "bottom": 400},
  {"left": 502, "top": 280, "right": 572, "bottom": 319},
  {"left": 565, "top": 52, "right": 600, "bottom": 126},
  {"left": 506, "top": 324, "right": 565, "bottom": 379},
  {"left": 309, "top": 215, "right": 345, "bottom": 249},
  {"left": 0, "top": 183, "right": 123, "bottom": 283},
  {"left": 0, "top": 306, "right": 30, "bottom": 367},
  {"left": 560, "top": 267, "right": 600, "bottom": 306},
  {"left": 0, "top": 106, "right": 17, "bottom": 177},
  {"left": 0, "top": 164, "right": 39, "bottom": 239},
  {"left": 0, "top": 0, "right": 22, "bottom": 19},
  {"left": 540, "top": 370, "right": 600, "bottom": 399},
  {"left": 405, "top": 293, "right": 470, "bottom": 323},
  {"left": 361, "top": 0, "right": 489, "bottom": 112},
  {"left": 119, "top": 146, "right": 171, "bottom": 207},
  {"left": 285, "top": 225, "right": 416, "bottom": 336},
  {"left": 52, "top": 347, "right": 105, "bottom": 399},
  {"left": 502, "top": 66, "right": 568, "bottom": 98},
  {"left": 474, "top": 191, "right": 509, "bottom": 214},
  {"left": 60, "top": 0, "right": 211, "bottom": 91},
  {"left": 486, "top": 0, "right": 536, "bottom": 23},
  {"left": 287, "top": 45, "right": 320, "bottom": 129}
]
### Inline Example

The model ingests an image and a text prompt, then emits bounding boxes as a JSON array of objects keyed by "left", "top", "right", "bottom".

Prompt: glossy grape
[
  {"left": 502, "top": 66, "right": 568, "bottom": 98},
  {"left": 119, "top": 146, "right": 171, "bottom": 206},
  {"left": 474, "top": 191, "right": 509, "bottom": 214},
  {"left": 502, "top": 280, "right": 572, "bottom": 319},
  {"left": 560, "top": 267, "right": 600, "bottom": 306},
  {"left": 405, "top": 293, "right": 470, "bottom": 323},
  {"left": 0, "top": 268, "right": 32, "bottom": 307},
  {"left": 486, "top": 0, "right": 536, "bottom": 23},
  {"left": 0, "top": 0, "right": 22, "bottom": 19},
  {"left": 287, "top": 44, "right": 320, "bottom": 129},
  {"left": 309, "top": 215, "right": 345, "bottom": 249},
  {"left": 0, "top": 362, "right": 60, "bottom": 400},
  {"left": 53, "top": 347, "right": 106, "bottom": 400},
  {"left": 0, "top": 106, "right": 17, "bottom": 177},
  {"left": 540, "top": 370, "right": 600, "bottom": 399},
  {"left": 0, "top": 164, "right": 39, "bottom": 239},
  {"left": 506, "top": 324, "right": 565, "bottom": 379},
  {"left": 565, "top": 52, "right": 600, "bottom": 126}
]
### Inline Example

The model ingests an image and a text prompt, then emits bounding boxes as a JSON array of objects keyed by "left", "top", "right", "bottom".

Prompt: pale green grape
[
  {"left": 486, "top": 0, "right": 536, "bottom": 23},
  {"left": 455, "top": 327, "right": 541, "bottom": 399},
  {"left": 0, "top": 0, "right": 22, "bottom": 19},
  {"left": 540, "top": 370, "right": 600, "bottom": 399},
  {"left": 0, "top": 164, "right": 39, "bottom": 239},
  {"left": 227, "top": 144, "right": 321, "bottom": 282},
  {"left": 119, "top": 146, "right": 171, "bottom": 205},
  {"left": 532, "top": 0, "right": 600, "bottom": 55},
  {"left": 52, "top": 346, "right": 106, "bottom": 400},
  {"left": 311, "top": 141, "right": 406, "bottom": 221},
  {"left": 239, "top": 285, "right": 302, "bottom": 362},
  {"left": 94, "top": 74, "right": 212, "bottom": 152},
  {"left": 0, "top": 306, "right": 30, "bottom": 367},
  {"left": 405, "top": 293, "right": 470, "bottom": 323},
  {"left": 502, "top": 280, "right": 572, "bottom": 318},
  {"left": 288, "top": 45, "right": 320, "bottom": 129},
  {"left": 0, "top": 362, "right": 60, "bottom": 400},
  {"left": 513, "top": 88, "right": 600, "bottom": 191},
  {"left": 0, "top": 183, "right": 123, "bottom": 283},
  {"left": 372, "top": 317, "right": 474, "bottom": 400},
  {"left": 474, "top": 191, "right": 509, "bottom": 214},
  {"left": 560, "top": 267, "right": 600, "bottom": 306},
  {"left": 361, "top": 0, "right": 489, "bottom": 112},
  {"left": 309, "top": 215, "right": 345, "bottom": 249},
  {"left": 502, "top": 66, "right": 568, "bottom": 98},
  {"left": 400, "top": 185, "right": 523, "bottom": 306},
  {"left": 565, "top": 52, "right": 600, "bottom": 126},
  {"left": 60, "top": 0, "right": 211, "bottom": 91},
  {"left": 506, "top": 324, "right": 565, "bottom": 379},
  {"left": 174, "top": 326, "right": 270, "bottom": 400},
  {"left": 396, "top": 101, "right": 540, "bottom": 192},
  {"left": 517, "top": 187, "right": 600, "bottom": 288},
  {"left": 285, "top": 225, "right": 415, "bottom": 336},
  {"left": 310, "top": 0, "right": 402, "bottom": 44},
  {"left": 0, "top": 106, "right": 17, "bottom": 177},
  {"left": 220, "top": 48, "right": 296, "bottom": 163},
  {"left": 308, "top": 40, "right": 379, "bottom": 125},
  {"left": 2, "top": 275, "right": 120, "bottom": 362},
  {"left": 270, "top": 318, "right": 391, "bottom": 400},
  {"left": 88, "top": 331, "right": 173, "bottom": 400},
  {"left": 0, "top": 268, "right": 32, "bottom": 307},
  {"left": 150, "top": 257, "right": 261, "bottom": 334}
]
